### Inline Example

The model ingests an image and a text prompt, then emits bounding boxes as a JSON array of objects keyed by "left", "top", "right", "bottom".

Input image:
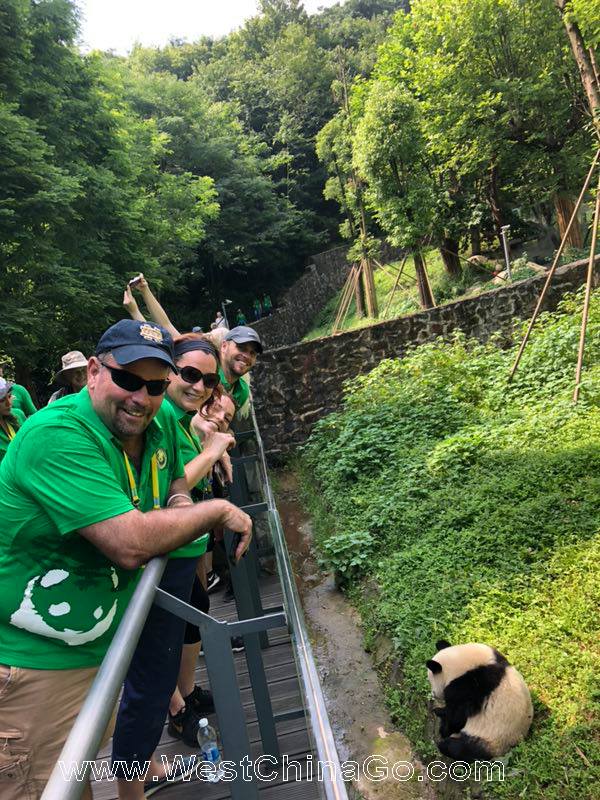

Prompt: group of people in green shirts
[
  {"left": 252, "top": 294, "right": 273, "bottom": 321},
  {"left": 0, "top": 308, "right": 263, "bottom": 799}
]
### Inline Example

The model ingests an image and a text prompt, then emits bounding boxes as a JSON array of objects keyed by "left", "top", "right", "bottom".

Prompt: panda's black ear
[
  {"left": 436, "top": 640, "right": 451, "bottom": 651},
  {"left": 426, "top": 659, "right": 442, "bottom": 674}
]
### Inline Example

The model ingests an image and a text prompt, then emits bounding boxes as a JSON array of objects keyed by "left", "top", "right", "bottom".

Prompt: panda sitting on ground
[{"left": 426, "top": 640, "right": 533, "bottom": 762}]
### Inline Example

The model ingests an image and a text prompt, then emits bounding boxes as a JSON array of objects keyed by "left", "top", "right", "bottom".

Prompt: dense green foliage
[
  {"left": 0, "top": 0, "right": 405, "bottom": 388},
  {"left": 0, "top": 0, "right": 218, "bottom": 384},
  {"left": 301, "top": 291, "right": 600, "bottom": 798},
  {"left": 321, "top": 0, "right": 596, "bottom": 271},
  {"left": 1, "top": 0, "right": 595, "bottom": 386}
]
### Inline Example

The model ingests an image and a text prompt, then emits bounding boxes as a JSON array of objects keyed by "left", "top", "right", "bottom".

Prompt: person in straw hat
[{"left": 47, "top": 350, "right": 89, "bottom": 404}]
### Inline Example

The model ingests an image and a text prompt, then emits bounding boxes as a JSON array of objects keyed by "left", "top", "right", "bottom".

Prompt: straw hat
[{"left": 54, "top": 350, "right": 88, "bottom": 383}]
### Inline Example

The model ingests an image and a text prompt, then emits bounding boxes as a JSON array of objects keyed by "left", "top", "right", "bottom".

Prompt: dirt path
[{"left": 275, "top": 470, "right": 435, "bottom": 800}]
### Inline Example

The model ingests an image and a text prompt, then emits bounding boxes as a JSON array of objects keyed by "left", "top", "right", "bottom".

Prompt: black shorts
[{"left": 183, "top": 574, "right": 210, "bottom": 644}]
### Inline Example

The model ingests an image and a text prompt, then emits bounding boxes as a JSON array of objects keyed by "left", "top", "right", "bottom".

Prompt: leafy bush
[{"left": 300, "top": 287, "right": 600, "bottom": 800}]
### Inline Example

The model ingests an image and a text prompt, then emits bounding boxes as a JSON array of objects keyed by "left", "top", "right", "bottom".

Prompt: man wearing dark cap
[
  {"left": 0, "top": 319, "right": 252, "bottom": 800},
  {"left": 219, "top": 325, "right": 263, "bottom": 410}
]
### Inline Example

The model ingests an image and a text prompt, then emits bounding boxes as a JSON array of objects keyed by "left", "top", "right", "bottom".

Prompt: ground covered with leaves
[{"left": 300, "top": 289, "right": 600, "bottom": 799}]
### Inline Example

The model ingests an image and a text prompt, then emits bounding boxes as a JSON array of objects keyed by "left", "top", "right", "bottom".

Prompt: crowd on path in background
[
  {"left": 252, "top": 294, "right": 273, "bottom": 321},
  {"left": 0, "top": 272, "right": 265, "bottom": 799}
]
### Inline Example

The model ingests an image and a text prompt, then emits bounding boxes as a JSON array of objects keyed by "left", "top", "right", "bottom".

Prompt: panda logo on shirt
[{"left": 10, "top": 567, "right": 119, "bottom": 646}]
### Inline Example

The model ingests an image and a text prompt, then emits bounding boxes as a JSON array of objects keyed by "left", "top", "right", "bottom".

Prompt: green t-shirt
[
  {"left": 0, "top": 408, "right": 26, "bottom": 465},
  {"left": 0, "top": 388, "right": 184, "bottom": 670},
  {"left": 218, "top": 367, "right": 250, "bottom": 410},
  {"left": 163, "top": 395, "right": 210, "bottom": 560},
  {"left": 11, "top": 383, "right": 37, "bottom": 417}
]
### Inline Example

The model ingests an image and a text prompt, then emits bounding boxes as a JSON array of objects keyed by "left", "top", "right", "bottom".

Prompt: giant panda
[{"left": 426, "top": 640, "right": 533, "bottom": 762}]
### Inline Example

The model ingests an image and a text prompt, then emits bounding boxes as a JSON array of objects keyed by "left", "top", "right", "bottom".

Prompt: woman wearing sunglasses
[
  {"left": 163, "top": 333, "right": 237, "bottom": 746},
  {"left": 0, "top": 378, "right": 25, "bottom": 465}
]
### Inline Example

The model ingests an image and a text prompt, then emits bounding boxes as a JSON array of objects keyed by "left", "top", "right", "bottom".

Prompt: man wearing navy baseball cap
[{"left": 0, "top": 319, "right": 252, "bottom": 799}]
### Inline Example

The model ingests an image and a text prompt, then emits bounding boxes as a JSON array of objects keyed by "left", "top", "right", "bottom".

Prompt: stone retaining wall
[
  {"left": 252, "top": 241, "right": 402, "bottom": 349},
  {"left": 253, "top": 258, "right": 595, "bottom": 458}
]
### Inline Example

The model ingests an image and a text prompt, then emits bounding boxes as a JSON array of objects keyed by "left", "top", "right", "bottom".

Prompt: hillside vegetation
[
  {"left": 302, "top": 249, "right": 540, "bottom": 341},
  {"left": 301, "top": 289, "right": 600, "bottom": 799}
]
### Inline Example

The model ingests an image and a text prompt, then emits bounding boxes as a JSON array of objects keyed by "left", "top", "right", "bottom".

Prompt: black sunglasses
[
  {"left": 179, "top": 366, "right": 220, "bottom": 390},
  {"left": 101, "top": 364, "right": 170, "bottom": 396}
]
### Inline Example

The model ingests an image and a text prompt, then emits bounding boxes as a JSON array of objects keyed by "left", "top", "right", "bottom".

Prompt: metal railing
[{"left": 41, "top": 416, "right": 348, "bottom": 800}]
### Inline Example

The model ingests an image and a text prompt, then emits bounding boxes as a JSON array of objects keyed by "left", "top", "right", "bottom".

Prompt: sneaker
[
  {"left": 144, "top": 754, "right": 198, "bottom": 796},
  {"left": 223, "top": 584, "right": 235, "bottom": 603},
  {"left": 206, "top": 570, "right": 221, "bottom": 593},
  {"left": 231, "top": 636, "right": 245, "bottom": 653},
  {"left": 167, "top": 704, "right": 202, "bottom": 747},
  {"left": 186, "top": 684, "right": 215, "bottom": 714}
]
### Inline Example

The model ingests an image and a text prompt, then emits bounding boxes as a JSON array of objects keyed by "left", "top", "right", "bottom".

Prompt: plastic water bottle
[{"left": 197, "top": 718, "right": 224, "bottom": 782}]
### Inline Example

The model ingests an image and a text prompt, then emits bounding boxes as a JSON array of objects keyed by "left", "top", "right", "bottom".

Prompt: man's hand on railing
[{"left": 220, "top": 502, "right": 252, "bottom": 562}]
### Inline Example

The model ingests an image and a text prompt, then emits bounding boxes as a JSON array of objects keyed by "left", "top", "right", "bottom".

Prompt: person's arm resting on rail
[
  {"left": 78, "top": 496, "right": 251, "bottom": 570},
  {"left": 14, "top": 421, "right": 251, "bottom": 570}
]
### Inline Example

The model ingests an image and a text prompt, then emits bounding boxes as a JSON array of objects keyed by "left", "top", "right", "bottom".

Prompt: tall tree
[
  {"left": 353, "top": 81, "right": 436, "bottom": 306},
  {"left": 0, "top": 0, "right": 217, "bottom": 384},
  {"left": 359, "top": 0, "right": 591, "bottom": 259},
  {"left": 554, "top": 0, "right": 600, "bottom": 127}
]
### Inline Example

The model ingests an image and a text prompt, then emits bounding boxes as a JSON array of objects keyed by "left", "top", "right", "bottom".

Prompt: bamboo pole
[
  {"left": 333, "top": 264, "right": 360, "bottom": 333},
  {"left": 509, "top": 148, "right": 600, "bottom": 381},
  {"left": 332, "top": 265, "right": 358, "bottom": 333},
  {"left": 376, "top": 262, "right": 401, "bottom": 280},
  {"left": 573, "top": 171, "right": 600, "bottom": 403},
  {"left": 373, "top": 259, "right": 413, "bottom": 288},
  {"left": 374, "top": 260, "right": 412, "bottom": 287},
  {"left": 362, "top": 257, "right": 379, "bottom": 318},
  {"left": 421, "top": 251, "right": 437, "bottom": 308},
  {"left": 383, "top": 253, "right": 409, "bottom": 318},
  {"left": 337, "top": 264, "right": 363, "bottom": 333}
]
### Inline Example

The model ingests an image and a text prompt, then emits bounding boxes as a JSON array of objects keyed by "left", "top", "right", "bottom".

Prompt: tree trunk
[
  {"left": 362, "top": 258, "right": 379, "bottom": 318},
  {"left": 554, "top": 1, "right": 600, "bottom": 124},
  {"left": 354, "top": 266, "right": 366, "bottom": 317},
  {"left": 554, "top": 193, "right": 584, "bottom": 248},
  {"left": 470, "top": 226, "right": 481, "bottom": 256},
  {"left": 440, "top": 236, "right": 462, "bottom": 277},
  {"left": 414, "top": 251, "right": 435, "bottom": 309},
  {"left": 488, "top": 164, "right": 503, "bottom": 236},
  {"left": 332, "top": 154, "right": 357, "bottom": 239}
]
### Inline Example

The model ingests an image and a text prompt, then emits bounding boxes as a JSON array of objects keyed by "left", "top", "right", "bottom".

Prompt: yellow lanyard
[
  {"left": 178, "top": 420, "right": 201, "bottom": 453},
  {"left": 3, "top": 422, "right": 16, "bottom": 440},
  {"left": 123, "top": 452, "right": 160, "bottom": 510}
]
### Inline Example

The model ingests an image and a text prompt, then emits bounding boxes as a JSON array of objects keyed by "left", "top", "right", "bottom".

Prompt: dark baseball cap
[
  {"left": 224, "top": 326, "right": 263, "bottom": 354},
  {"left": 95, "top": 320, "right": 177, "bottom": 371}
]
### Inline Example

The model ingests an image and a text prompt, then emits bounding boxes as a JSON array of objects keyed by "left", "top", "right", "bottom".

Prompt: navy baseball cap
[
  {"left": 95, "top": 320, "right": 177, "bottom": 371},
  {"left": 224, "top": 326, "right": 263, "bottom": 354}
]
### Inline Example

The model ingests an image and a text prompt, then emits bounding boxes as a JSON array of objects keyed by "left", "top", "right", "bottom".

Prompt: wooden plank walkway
[{"left": 91, "top": 573, "right": 322, "bottom": 800}]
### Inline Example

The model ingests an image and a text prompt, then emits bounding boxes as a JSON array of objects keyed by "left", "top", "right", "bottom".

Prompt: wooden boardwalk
[{"left": 91, "top": 573, "right": 322, "bottom": 800}]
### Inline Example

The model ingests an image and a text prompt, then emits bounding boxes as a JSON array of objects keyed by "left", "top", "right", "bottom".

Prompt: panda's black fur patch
[
  {"left": 438, "top": 733, "right": 493, "bottom": 762},
  {"left": 441, "top": 649, "right": 508, "bottom": 737}
]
